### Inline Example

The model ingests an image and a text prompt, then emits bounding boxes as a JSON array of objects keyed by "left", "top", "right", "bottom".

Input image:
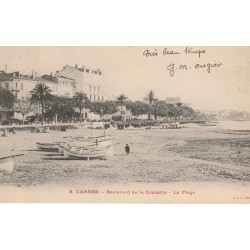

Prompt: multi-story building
[
  {"left": 0, "top": 71, "right": 37, "bottom": 98},
  {"left": 1, "top": 65, "right": 104, "bottom": 122},
  {"left": 55, "top": 64, "right": 105, "bottom": 102},
  {"left": 0, "top": 71, "right": 75, "bottom": 99},
  {"left": 39, "top": 74, "right": 75, "bottom": 97}
]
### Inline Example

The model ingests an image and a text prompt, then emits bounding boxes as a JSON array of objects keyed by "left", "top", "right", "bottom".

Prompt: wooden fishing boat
[
  {"left": 59, "top": 136, "right": 114, "bottom": 154},
  {"left": 0, "top": 156, "right": 15, "bottom": 173},
  {"left": 36, "top": 142, "right": 60, "bottom": 151},
  {"left": 63, "top": 145, "right": 114, "bottom": 160}
]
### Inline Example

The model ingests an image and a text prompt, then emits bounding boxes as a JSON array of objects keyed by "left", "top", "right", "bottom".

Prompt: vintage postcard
[{"left": 0, "top": 46, "right": 249, "bottom": 203}]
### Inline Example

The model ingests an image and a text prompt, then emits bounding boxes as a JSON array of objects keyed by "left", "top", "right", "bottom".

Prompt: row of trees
[
  {"left": 0, "top": 84, "right": 199, "bottom": 124},
  {"left": 21, "top": 84, "right": 90, "bottom": 125},
  {"left": 0, "top": 84, "right": 90, "bottom": 125},
  {"left": 114, "top": 91, "right": 197, "bottom": 120}
]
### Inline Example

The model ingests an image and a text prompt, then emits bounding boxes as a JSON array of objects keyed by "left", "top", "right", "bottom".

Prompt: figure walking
[{"left": 125, "top": 144, "right": 130, "bottom": 154}]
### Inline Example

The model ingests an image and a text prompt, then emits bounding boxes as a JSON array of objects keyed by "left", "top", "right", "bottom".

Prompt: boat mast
[
  {"left": 101, "top": 109, "right": 106, "bottom": 137},
  {"left": 90, "top": 112, "right": 93, "bottom": 136}
]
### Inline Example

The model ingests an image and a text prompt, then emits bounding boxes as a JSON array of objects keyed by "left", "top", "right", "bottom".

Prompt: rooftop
[
  {"left": 63, "top": 65, "right": 102, "bottom": 75},
  {"left": 35, "top": 76, "right": 56, "bottom": 84},
  {"left": 0, "top": 72, "right": 12, "bottom": 81}
]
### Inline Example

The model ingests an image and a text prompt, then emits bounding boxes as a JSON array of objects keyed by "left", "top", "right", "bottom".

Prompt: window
[
  {"left": 98, "top": 96, "right": 100, "bottom": 101},
  {"left": 86, "top": 69, "right": 89, "bottom": 73},
  {"left": 90, "top": 95, "right": 92, "bottom": 101},
  {"left": 94, "top": 86, "right": 96, "bottom": 92},
  {"left": 90, "top": 86, "right": 91, "bottom": 91},
  {"left": 94, "top": 95, "right": 96, "bottom": 100},
  {"left": 102, "top": 96, "right": 104, "bottom": 101}
]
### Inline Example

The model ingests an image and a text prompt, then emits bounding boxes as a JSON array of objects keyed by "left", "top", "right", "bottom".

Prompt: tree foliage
[
  {"left": 45, "top": 96, "right": 75, "bottom": 122},
  {"left": 144, "top": 90, "right": 157, "bottom": 119},
  {"left": 89, "top": 101, "right": 118, "bottom": 114},
  {"left": 0, "top": 86, "right": 16, "bottom": 110},
  {"left": 116, "top": 94, "right": 128, "bottom": 120},
  {"left": 30, "top": 83, "right": 53, "bottom": 124},
  {"left": 73, "top": 92, "right": 90, "bottom": 121},
  {"left": 125, "top": 101, "right": 148, "bottom": 117},
  {"left": 14, "top": 97, "right": 35, "bottom": 124}
]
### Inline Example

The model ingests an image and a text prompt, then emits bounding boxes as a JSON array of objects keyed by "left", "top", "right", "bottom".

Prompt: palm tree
[
  {"left": 144, "top": 90, "right": 157, "bottom": 120},
  {"left": 30, "top": 83, "right": 52, "bottom": 125},
  {"left": 116, "top": 94, "right": 128, "bottom": 121},
  {"left": 73, "top": 92, "right": 89, "bottom": 122}
]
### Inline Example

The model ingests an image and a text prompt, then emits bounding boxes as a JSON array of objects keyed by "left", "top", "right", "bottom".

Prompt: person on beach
[{"left": 125, "top": 144, "right": 130, "bottom": 154}]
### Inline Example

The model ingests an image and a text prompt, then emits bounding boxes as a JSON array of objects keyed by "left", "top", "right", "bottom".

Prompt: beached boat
[
  {"left": 58, "top": 136, "right": 114, "bottom": 155},
  {"left": 63, "top": 144, "right": 114, "bottom": 160},
  {"left": 0, "top": 156, "right": 15, "bottom": 173},
  {"left": 36, "top": 142, "right": 60, "bottom": 151},
  {"left": 60, "top": 136, "right": 113, "bottom": 149}
]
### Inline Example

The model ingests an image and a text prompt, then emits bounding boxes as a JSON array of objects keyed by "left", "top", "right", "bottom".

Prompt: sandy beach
[
  {"left": 0, "top": 122, "right": 250, "bottom": 203},
  {"left": 0, "top": 122, "right": 249, "bottom": 190}
]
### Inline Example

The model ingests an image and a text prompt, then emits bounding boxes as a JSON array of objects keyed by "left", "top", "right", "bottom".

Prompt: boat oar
[
  {"left": 13, "top": 154, "right": 24, "bottom": 158},
  {"left": 0, "top": 154, "right": 24, "bottom": 160}
]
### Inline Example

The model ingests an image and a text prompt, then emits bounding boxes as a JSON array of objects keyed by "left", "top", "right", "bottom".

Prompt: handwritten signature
[{"left": 167, "top": 62, "right": 222, "bottom": 77}]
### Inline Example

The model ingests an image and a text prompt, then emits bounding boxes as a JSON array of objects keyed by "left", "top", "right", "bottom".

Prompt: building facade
[
  {"left": 38, "top": 75, "right": 75, "bottom": 97},
  {"left": 55, "top": 65, "right": 105, "bottom": 102},
  {"left": 0, "top": 71, "right": 75, "bottom": 99}
]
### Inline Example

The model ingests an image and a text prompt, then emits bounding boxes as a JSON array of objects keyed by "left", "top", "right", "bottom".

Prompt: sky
[{"left": 0, "top": 46, "right": 249, "bottom": 112}]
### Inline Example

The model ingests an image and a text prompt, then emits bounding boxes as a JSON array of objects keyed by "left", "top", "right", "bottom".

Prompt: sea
[{"left": 217, "top": 121, "right": 250, "bottom": 131}]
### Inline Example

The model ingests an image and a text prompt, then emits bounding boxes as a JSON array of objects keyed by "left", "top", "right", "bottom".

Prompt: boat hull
[
  {"left": 59, "top": 136, "right": 114, "bottom": 155},
  {"left": 63, "top": 145, "right": 114, "bottom": 160},
  {"left": 36, "top": 142, "right": 59, "bottom": 151}
]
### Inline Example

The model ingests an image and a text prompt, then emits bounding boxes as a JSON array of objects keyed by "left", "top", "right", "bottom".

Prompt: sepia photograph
[{"left": 0, "top": 46, "right": 249, "bottom": 203}]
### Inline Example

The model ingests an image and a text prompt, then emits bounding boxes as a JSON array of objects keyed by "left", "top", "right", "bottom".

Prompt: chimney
[{"left": 75, "top": 64, "right": 78, "bottom": 69}]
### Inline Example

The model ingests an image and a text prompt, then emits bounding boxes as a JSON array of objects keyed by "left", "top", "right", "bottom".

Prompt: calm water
[{"left": 217, "top": 121, "right": 250, "bottom": 131}]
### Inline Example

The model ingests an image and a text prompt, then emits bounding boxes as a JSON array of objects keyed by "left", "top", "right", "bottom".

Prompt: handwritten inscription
[
  {"left": 167, "top": 62, "right": 223, "bottom": 77},
  {"left": 142, "top": 47, "right": 222, "bottom": 77},
  {"left": 143, "top": 47, "right": 205, "bottom": 58}
]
